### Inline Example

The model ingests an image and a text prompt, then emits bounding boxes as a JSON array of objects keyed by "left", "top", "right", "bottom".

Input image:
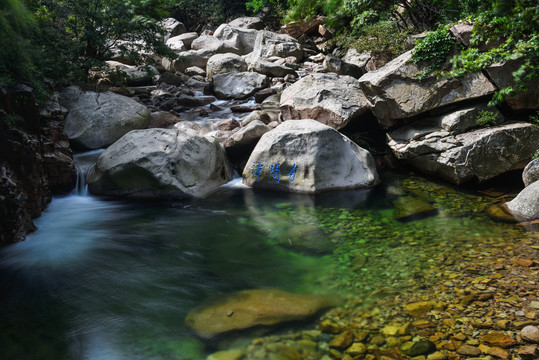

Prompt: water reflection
[{"left": 0, "top": 166, "right": 529, "bottom": 360}]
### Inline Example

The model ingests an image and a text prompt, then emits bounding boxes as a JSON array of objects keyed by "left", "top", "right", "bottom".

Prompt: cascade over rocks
[
  {"left": 59, "top": 86, "right": 151, "bottom": 149},
  {"left": 206, "top": 53, "right": 247, "bottom": 81},
  {"left": 242, "top": 120, "right": 379, "bottom": 193},
  {"left": 185, "top": 289, "right": 340, "bottom": 338},
  {"left": 388, "top": 121, "right": 539, "bottom": 185},
  {"left": 88, "top": 128, "right": 232, "bottom": 199},
  {"left": 280, "top": 73, "right": 370, "bottom": 130},
  {"left": 358, "top": 50, "right": 496, "bottom": 128},
  {"left": 212, "top": 72, "right": 269, "bottom": 99}
]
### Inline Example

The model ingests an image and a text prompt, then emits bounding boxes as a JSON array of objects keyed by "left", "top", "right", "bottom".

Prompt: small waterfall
[{"left": 73, "top": 149, "right": 105, "bottom": 196}]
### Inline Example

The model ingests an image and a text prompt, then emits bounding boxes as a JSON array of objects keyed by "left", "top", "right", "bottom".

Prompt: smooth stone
[
  {"left": 521, "top": 325, "right": 539, "bottom": 343},
  {"left": 185, "top": 289, "right": 340, "bottom": 338},
  {"left": 523, "top": 158, "right": 539, "bottom": 187},
  {"left": 480, "top": 332, "right": 518, "bottom": 348},
  {"left": 88, "top": 128, "right": 232, "bottom": 199},
  {"left": 242, "top": 120, "right": 379, "bottom": 193},
  {"left": 393, "top": 196, "right": 437, "bottom": 221},
  {"left": 405, "top": 340, "right": 437, "bottom": 356},
  {"left": 506, "top": 181, "right": 539, "bottom": 221},
  {"left": 405, "top": 301, "right": 435, "bottom": 317},
  {"left": 59, "top": 86, "right": 151, "bottom": 150},
  {"left": 280, "top": 73, "right": 369, "bottom": 130},
  {"left": 457, "top": 345, "right": 481, "bottom": 356}
]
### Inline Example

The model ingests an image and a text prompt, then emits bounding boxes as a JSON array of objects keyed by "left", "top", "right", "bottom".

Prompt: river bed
[{"left": 0, "top": 157, "right": 534, "bottom": 359}]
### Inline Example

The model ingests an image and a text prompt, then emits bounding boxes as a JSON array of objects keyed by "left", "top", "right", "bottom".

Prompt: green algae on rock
[{"left": 185, "top": 289, "right": 341, "bottom": 338}]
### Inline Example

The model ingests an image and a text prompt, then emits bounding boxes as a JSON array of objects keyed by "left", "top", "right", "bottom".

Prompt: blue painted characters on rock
[
  {"left": 250, "top": 162, "right": 298, "bottom": 184},
  {"left": 268, "top": 163, "right": 281, "bottom": 183},
  {"left": 250, "top": 162, "right": 264, "bottom": 181}
]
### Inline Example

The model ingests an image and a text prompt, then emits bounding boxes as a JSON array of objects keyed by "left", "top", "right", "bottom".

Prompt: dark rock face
[
  {"left": 0, "top": 87, "right": 76, "bottom": 246},
  {"left": 39, "top": 96, "right": 77, "bottom": 193}
]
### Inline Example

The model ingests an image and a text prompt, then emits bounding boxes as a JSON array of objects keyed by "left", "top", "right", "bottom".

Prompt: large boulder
[
  {"left": 523, "top": 158, "right": 539, "bottom": 187},
  {"left": 190, "top": 35, "right": 224, "bottom": 53},
  {"left": 162, "top": 49, "right": 215, "bottom": 73},
  {"left": 172, "top": 32, "right": 198, "bottom": 49},
  {"left": 228, "top": 16, "right": 264, "bottom": 30},
  {"left": 323, "top": 54, "right": 363, "bottom": 79},
  {"left": 242, "top": 120, "right": 379, "bottom": 193},
  {"left": 94, "top": 61, "right": 158, "bottom": 86},
  {"left": 213, "top": 24, "right": 258, "bottom": 55},
  {"left": 388, "top": 121, "right": 539, "bottom": 185},
  {"left": 249, "top": 58, "right": 297, "bottom": 78},
  {"left": 158, "top": 18, "right": 186, "bottom": 41},
  {"left": 212, "top": 72, "right": 269, "bottom": 99},
  {"left": 486, "top": 59, "right": 539, "bottom": 111},
  {"left": 185, "top": 289, "right": 340, "bottom": 338},
  {"left": 88, "top": 128, "right": 232, "bottom": 199},
  {"left": 358, "top": 50, "right": 496, "bottom": 128},
  {"left": 223, "top": 120, "right": 270, "bottom": 149},
  {"left": 59, "top": 87, "right": 151, "bottom": 149},
  {"left": 246, "top": 31, "right": 303, "bottom": 65},
  {"left": 280, "top": 73, "right": 370, "bottom": 130},
  {"left": 342, "top": 49, "right": 375, "bottom": 73},
  {"left": 165, "top": 36, "right": 186, "bottom": 52},
  {"left": 506, "top": 181, "right": 539, "bottom": 221},
  {"left": 206, "top": 53, "right": 247, "bottom": 81}
]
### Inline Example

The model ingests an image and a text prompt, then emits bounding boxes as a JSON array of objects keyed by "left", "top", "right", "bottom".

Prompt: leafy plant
[
  {"left": 411, "top": 27, "right": 456, "bottom": 77},
  {"left": 449, "top": 0, "right": 538, "bottom": 105},
  {"left": 529, "top": 111, "right": 539, "bottom": 126},
  {"left": 336, "top": 20, "right": 410, "bottom": 62},
  {"left": 0, "top": 0, "right": 39, "bottom": 88},
  {"left": 475, "top": 110, "right": 499, "bottom": 127},
  {"left": 533, "top": 150, "right": 539, "bottom": 160},
  {"left": 25, "top": 0, "right": 177, "bottom": 81}
]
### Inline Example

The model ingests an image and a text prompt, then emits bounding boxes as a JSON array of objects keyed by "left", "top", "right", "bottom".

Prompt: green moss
[{"left": 475, "top": 110, "right": 499, "bottom": 127}]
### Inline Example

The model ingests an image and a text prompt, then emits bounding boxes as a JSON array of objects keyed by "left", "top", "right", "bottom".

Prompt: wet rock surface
[{"left": 185, "top": 289, "right": 340, "bottom": 338}]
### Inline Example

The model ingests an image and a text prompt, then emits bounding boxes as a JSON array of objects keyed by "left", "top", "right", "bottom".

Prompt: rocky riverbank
[{"left": 204, "top": 176, "right": 539, "bottom": 360}]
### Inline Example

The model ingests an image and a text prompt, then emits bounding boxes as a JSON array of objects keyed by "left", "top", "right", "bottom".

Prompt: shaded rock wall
[{"left": 0, "top": 86, "right": 75, "bottom": 246}]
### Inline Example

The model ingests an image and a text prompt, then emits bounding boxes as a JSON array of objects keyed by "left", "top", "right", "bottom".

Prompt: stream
[
  {"left": 0, "top": 136, "right": 531, "bottom": 360},
  {"left": 0, "top": 148, "right": 521, "bottom": 360}
]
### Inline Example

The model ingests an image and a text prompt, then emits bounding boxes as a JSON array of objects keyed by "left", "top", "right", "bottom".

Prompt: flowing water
[{"left": 0, "top": 151, "right": 531, "bottom": 360}]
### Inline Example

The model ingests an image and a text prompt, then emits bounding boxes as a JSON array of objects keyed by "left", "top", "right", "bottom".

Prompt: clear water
[{"left": 0, "top": 158, "right": 531, "bottom": 359}]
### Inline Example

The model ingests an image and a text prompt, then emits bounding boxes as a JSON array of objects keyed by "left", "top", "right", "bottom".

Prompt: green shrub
[
  {"left": 533, "top": 150, "right": 539, "bottom": 160},
  {"left": 411, "top": 27, "right": 456, "bottom": 77},
  {"left": 475, "top": 110, "right": 499, "bottom": 127},
  {"left": 529, "top": 111, "right": 539, "bottom": 126},
  {"left": 336, "top": 21, "right": 410, "bottom": 62}
]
